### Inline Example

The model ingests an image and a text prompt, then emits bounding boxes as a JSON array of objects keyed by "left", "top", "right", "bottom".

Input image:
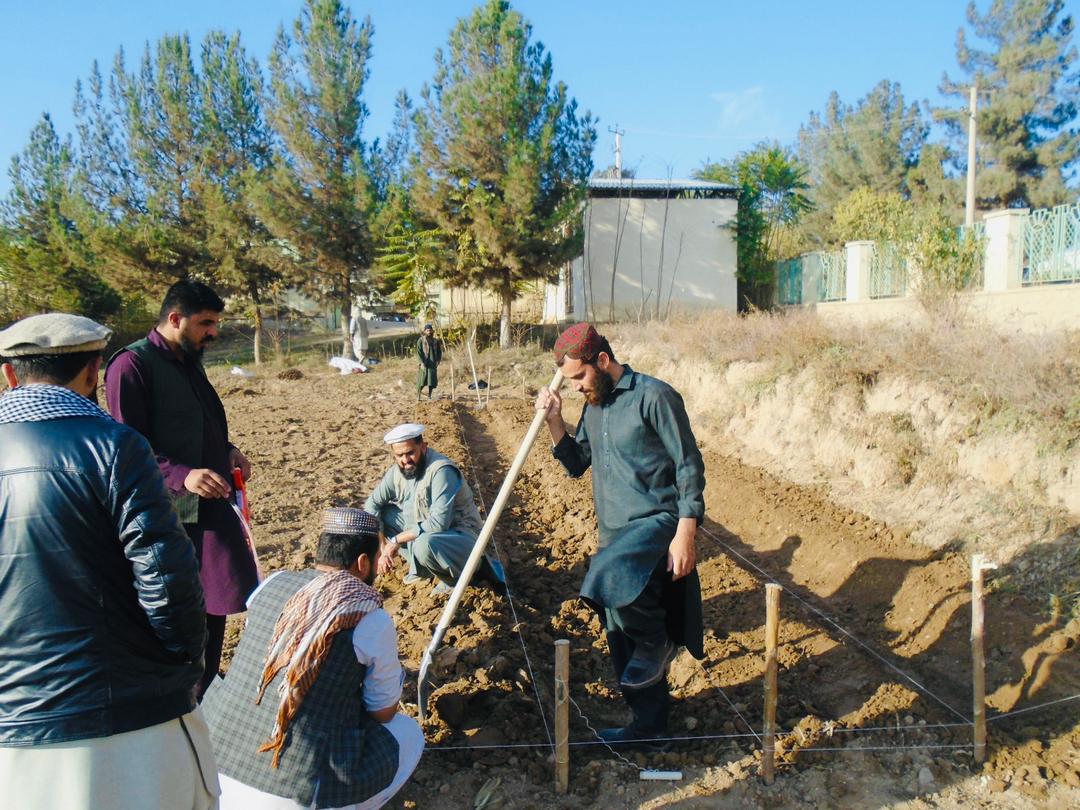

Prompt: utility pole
[
  {"left": 965, "top": 84, "right": 978, "bottom": 227},
  {"left": 608, "top": 124, "right": 625, "bottom": 176}
]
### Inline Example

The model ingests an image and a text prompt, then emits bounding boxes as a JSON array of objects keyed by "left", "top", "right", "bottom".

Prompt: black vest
[
  {"left": 106, "top": 337, "right": 214, "bottom": 522},
  {"left": 202, "top": 571, "right": 399, "bottom": 808}
]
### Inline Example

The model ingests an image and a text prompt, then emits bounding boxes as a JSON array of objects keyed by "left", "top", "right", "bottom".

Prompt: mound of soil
[{"left": 216, "top": 361, "right": 1080, "bottom": 808}]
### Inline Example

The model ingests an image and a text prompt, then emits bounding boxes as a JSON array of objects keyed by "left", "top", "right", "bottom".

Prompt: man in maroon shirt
[{"left": 106, "top": 280, "right": 259, "bottom": 697}]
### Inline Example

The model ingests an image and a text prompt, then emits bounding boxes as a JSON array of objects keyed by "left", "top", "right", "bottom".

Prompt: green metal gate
[{"left": 1023, "top": 202, "right": 1080, "bottom": 285}]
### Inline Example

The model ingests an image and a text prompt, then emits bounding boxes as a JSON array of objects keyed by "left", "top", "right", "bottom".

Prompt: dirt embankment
[{"left": 217, "top": 357, "right": 1080, "bottom": 808}]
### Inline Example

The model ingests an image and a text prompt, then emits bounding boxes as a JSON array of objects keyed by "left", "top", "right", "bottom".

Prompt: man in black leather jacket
[{"left": 0, "top": 313, "right": 220, "bottom": 810}]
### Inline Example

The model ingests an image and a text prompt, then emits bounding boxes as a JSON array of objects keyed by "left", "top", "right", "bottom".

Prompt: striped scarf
[
  {"left": 0, "top": 383, "right": 111, "bottom": 424},
  {"left": 256, "top": 570, "right": 383, "bottom": 767}
]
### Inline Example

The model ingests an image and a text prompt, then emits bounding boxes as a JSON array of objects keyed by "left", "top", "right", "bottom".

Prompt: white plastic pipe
[{"left": 418, "top": 368, "right": 564, "bottom": 719}]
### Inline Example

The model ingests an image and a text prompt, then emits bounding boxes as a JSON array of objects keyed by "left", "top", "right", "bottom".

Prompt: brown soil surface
[{"left": 216, "top": 358, "right": 1080, "bottom": 808}]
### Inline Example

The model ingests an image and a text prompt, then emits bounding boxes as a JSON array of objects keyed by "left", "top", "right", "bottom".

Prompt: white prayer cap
[
  {"left": 383, "top": 422, "right": 425, "bottom": 444},
  {"left": 0, "top": 313, "right": 112, "bottom": 358}
]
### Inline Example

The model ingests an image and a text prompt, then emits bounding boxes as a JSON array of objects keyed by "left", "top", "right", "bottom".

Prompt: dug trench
[{"left": 220, "top": 366, "right": 1080, "bottom": 807}]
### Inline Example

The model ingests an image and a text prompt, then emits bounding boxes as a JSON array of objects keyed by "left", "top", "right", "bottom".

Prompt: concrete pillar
[
  {"left": 983, "top": 209, "right": 1028, "bottom": 291},
  {"left": 801, "top": 252, "right": 823, "bottom": 306},
  {"left": 845, "top": 241, "right": 874, "bottom": 302}
]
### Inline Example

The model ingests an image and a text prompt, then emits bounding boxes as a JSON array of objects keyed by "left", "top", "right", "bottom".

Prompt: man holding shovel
[{"left": 535, "top": 323, "right": 706, "bottom": 749}]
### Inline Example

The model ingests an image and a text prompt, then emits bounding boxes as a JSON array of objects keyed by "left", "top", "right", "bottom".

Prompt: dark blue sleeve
[
  {"left": 644, "top": 385, "right": 705, "bottom": 522},
  {"left": 552, "top": 412, "right": 592, "bottom": 478}
]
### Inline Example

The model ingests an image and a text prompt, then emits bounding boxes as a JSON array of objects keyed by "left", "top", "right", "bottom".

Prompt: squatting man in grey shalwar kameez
[
  {"left": 364, "top": 423, "right": 505, "bottom": 595},
  {"left": 536, "top": 322, "right": 706, "bottom": 748}
]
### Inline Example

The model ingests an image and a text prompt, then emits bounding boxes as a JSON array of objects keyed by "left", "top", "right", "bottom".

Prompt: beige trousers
[{"left": 0, "top": 708, "right": 220, "bottom": 810}]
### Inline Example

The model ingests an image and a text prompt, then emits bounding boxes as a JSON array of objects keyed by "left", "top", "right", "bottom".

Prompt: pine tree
[
  {"left": 798, "top": 80, "right": 927, "bottom": 243},
  {"left": 70, "top": 38, "right": 209, "bottom": 290},
  {"left": 937, "top": 0, "right": 1079, "bottom": 209},
  {"left": 255, "top": 0, "right": 376, "bottom": 359},
  {"left": 412, "top": 0, "right": 595, "bottom": 348},
  {"left": 198, "top": 31, "right": 280, "bottom": 364},
  {"left": 1, "top": 114, "right": 119, "bottom": 321}
]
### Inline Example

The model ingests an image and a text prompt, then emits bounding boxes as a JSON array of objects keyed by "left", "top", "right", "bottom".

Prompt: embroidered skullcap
[
  {"left": 383, "top": 422, "right": 425, "bottom": 444},
  {"left": 553, "top": 322, "right": 603, "bottom": 364},
  {"left": 0, "top": 313, "right": 112, "bottom": 358},
  {"left": 321, "top": 508, "right": 380, "bottom": 537}
]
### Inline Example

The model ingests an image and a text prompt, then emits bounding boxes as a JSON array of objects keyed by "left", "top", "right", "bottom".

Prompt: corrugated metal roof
[{"left": 587, "top": 177, "right": 737, "bottom": 192}]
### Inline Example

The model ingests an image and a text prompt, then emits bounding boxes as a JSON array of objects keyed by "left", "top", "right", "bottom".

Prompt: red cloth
[{"left": 554, "top": 322, "right": 603, "bottom": 363}]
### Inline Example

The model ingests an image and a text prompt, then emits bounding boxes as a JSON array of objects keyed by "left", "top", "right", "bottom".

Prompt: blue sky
[{"left": 1, "top": 0, "right": 1076, "bottom": 196}]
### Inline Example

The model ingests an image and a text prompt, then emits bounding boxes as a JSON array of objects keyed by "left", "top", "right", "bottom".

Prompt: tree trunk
[
  {"left": 253, "top": 304, "right": 263, "bottom": 366},
  {"left": 499, "top": 280, "right": 513, "bottom": 349},
  {"left": 340, "top": 269, "right": 356, "bottom": 358}
]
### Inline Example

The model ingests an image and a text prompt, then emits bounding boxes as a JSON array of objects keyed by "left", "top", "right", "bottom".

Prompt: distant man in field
[
  {"left": 364, "top": 423, "right": 504, "bottom": 595},
  {"left": 535, "top": 323, "right": 706, "bottom": 749},
  {"left": 415, "top": 324, "right": 442, "bottom": 400},
  {"left": 350, "top": 306, "right": 370, "bottom": 360},
  {"left": 106, "top": 279, "right": 260, "bottom": 698},
  {"left": 202, "top": 508, "right": 424, "bottom": 810},
  {"left": 0, "top": 313, "right": 217, "bottom": 809}
]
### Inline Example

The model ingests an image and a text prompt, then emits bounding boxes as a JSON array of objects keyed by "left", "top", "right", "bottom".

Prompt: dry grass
[{"left": 608, "top": 309, "right": 1080, "bottom": 453}]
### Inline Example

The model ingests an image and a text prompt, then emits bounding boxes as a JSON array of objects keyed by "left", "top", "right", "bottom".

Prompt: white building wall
[{"left": 545, "top": 195, "right": 738, "bottom": 323}]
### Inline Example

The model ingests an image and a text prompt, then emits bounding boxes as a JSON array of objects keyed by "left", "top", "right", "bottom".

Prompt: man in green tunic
[
  {"left": 415, "top": 324, "right": 442, "bottom": 400},
  {"left": 536, "top": 323, "right": 706, "bottom": 749}
]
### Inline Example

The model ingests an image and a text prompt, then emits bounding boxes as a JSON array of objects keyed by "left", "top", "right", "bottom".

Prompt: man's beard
[
  {"left": 179, "top": 332, "right": 211, "bottom": 359},
  {"left": 584, "top": 367, "right": 615, "bottom": 406},
  {"left": 362, "top": 564, "right": 376, "bottom": 586},
  {"left": 86, "top": 385, "right": 99, "bottom": 405},
  {"left": 399, "top": 454, "right": 426, "bottom": 480}
]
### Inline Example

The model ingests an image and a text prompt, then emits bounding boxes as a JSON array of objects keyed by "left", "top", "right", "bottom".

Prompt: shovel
[{"left": 417, "top": 368, "right": 564, "bottom": 720}]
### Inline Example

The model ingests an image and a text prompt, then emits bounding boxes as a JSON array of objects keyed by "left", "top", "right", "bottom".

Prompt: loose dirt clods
[{"left": 218, "top": 353, "right": 1079, "bottom": 808}]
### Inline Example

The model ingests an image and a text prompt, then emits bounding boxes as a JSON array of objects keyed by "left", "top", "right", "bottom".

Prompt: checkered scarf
[
  {"left": 256, "top": 570, "right": 383, "bottom": 767},
  {"left": 0, "top": 384, "right": 111, "bottom": 424}
]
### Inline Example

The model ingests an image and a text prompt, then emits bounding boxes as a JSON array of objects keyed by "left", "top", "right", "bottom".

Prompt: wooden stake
[
  {"left": 762, "top": 584, "right": 782, "bottom": 785},
  {"left": 486, "top": 364, "right": 492, "bottom": 407},
  {"left": 465, "top": 329, "right": 483, "bottom": 407},
  {"left": 555, "top": 639, "right": 570, "bottom": 794},
  {"left": 450, "top": 360, "right": 456, "bottom": 402},
  {"left": 972, "top": 554, "right": 997, "bottom": 764}
]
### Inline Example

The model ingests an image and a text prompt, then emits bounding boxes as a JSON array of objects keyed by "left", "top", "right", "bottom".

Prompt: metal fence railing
[
  {"left": 777, "top": 258, "right": 803, "bottom": 306},
  {"left": 1022, "top": 201, "right": 1080, "bottom": 285},
  {"left": 818, "top": 250, "right": 846, "bottom": 302},
  {"left": 957, "top": 220, "right": 987, "bottom": 289},
  {"left": 869, "top": 242, "right": 908, "bottom": 299}
]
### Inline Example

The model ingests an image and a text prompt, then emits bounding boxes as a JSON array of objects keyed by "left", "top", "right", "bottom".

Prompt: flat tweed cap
[
  {"left": 383, "top": 422, "right": 425, "bottom": 444},
  {"left": 553, "top": 322, "right": 603, "bottom": 363},
  {"left": 322, "top": 508, "right": 380, "bottom": 537},
  {"left": 0, "top": 313, "right": 112, "bottom": 358}
]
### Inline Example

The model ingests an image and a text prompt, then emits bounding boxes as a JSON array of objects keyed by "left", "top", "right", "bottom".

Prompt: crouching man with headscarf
[{"left": 202, "top": 508, "right": 424, "bottom": 810}]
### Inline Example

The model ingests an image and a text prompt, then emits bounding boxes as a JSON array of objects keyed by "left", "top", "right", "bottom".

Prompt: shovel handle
[{"left": 418, "top": 368, "right": 564, "bottom": 719}]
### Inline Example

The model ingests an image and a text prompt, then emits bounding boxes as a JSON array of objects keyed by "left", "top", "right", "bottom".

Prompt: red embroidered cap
[{"left": 553, "top": 322, "right": 604, "bottom": 363}]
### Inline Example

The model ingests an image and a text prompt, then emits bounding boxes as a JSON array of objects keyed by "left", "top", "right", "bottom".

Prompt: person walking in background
[
  {"left": 535, "top": 322, "right": 706, "bottom": 749},
  {"left": 415, "top": 323, "right": 442, "bottom": 400},
  {"left": 106, "top": 279, "right": 260, "bottom": 699},
  {"left": 350, "top": 307, "right": 370, "bottom": 361},
  {"left": 202, "top": 508, "right": 423, "bottom": 810},
  {"left": 0, "top": 313, "right": 218, "bottom": 810}
]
